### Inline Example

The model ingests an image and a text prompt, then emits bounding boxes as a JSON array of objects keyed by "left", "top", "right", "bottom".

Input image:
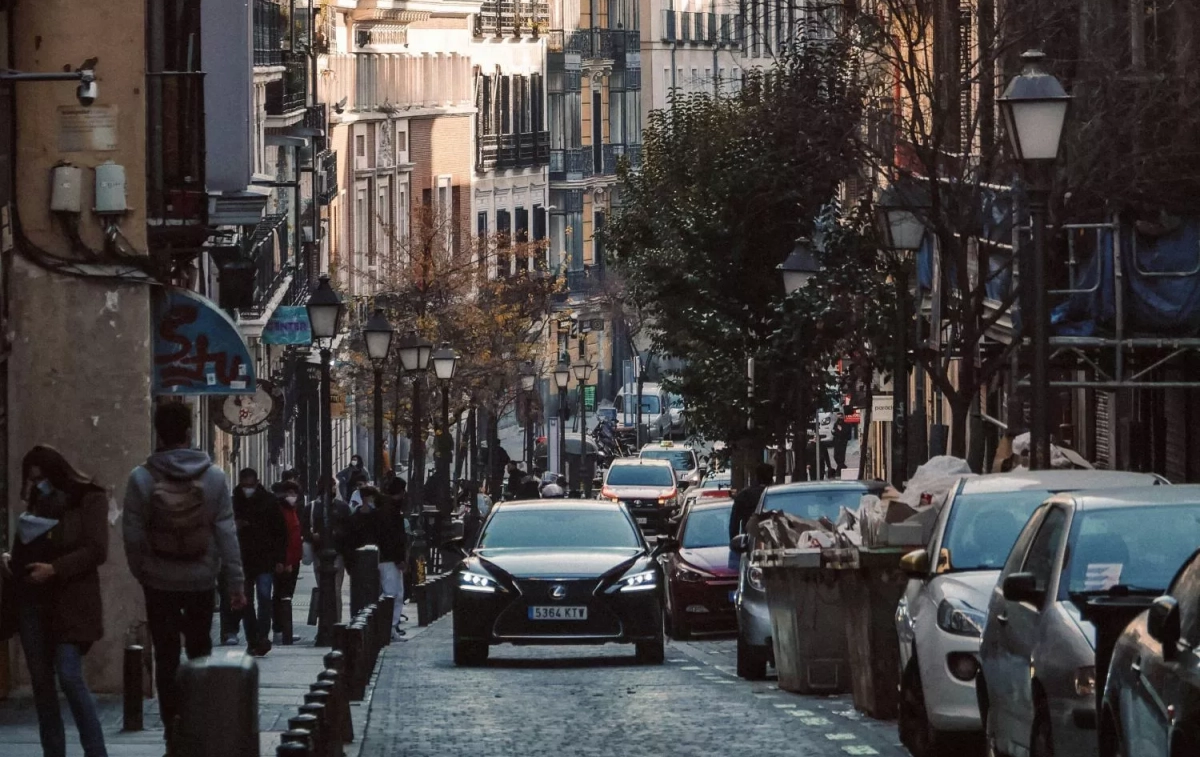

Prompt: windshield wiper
[{"left": 1070, "top": 584, "right": 1163, "bottom": 598}]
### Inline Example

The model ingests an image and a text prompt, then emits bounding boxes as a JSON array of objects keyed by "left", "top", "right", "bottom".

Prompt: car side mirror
[
  {"left": 730, "top": 534, "right": 750, "bottom": 554},
  {"left": 651, "top": 535, "right": 678, "bottom": 557},
  {"left": 900, "top": 549, "right": 930, "bottom": 577},
  {"left": 1147, "top": 595, "right": 1181, "bottom": 656},
  {"left": 1002, "top": 572, "right": 1044, "bottom": 606}
]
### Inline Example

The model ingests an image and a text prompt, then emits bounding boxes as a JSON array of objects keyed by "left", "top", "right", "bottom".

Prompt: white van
[{"left": 614, "top": 382, "right": 665, "bottom": 440}]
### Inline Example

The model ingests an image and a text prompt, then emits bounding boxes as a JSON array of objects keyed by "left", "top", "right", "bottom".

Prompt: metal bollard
[
  {"left": 305, "top": 689, "right": 340, "bottom": 757},
  {"left": 379, "top": 595, "right": 395, "bottom": 645},
  {"left": 415, "top": 581, "right": 430, "bottom": 626},
  {"left": 349, "top": 546, "right": 381, "bottom": 617},
  {"left": 279, "top": 596, "right": 295, "bottom": 646},
  {"left": 282, "top": 729, "right": 313, "bottom": 748},
  {"left": 287, "top": 714, "right": 318, "bottom": 744},
  {"left": 278, "top": 741, "right": 311, "bottom": 757},
  {"left": 344, "top": 624, "right": 366, "bottom": 700},
  {"left": 298, "top": 702, "right": 328, "bottom": 757},
  {"left": 122, "top": 644, "right": 144, "bottom": 732},
  {"left": 317, "top": 669, "right": 353, "bottom": 744},
  {"left": 175, "top": 651, "right": 258, "bottom": 757}
]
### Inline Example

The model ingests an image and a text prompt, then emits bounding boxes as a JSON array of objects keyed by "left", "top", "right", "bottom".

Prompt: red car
[{"left": 661, "top": 499, "right": 738, "bottom": 639}]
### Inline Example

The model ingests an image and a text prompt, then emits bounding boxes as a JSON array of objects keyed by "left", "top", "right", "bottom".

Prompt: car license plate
[
  {"left": 528, "top": 606, "right": 588, "bottom": 620},
  {"left": 636, "top": 517, "right": 648, "bottom": 525}
]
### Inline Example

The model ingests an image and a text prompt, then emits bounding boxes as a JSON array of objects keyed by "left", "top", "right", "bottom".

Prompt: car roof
[
  {"left": 495, "top": 499, "right": 625, "bottom": 513},
  {"left": 617, "top": 382, "right": 661, "bottom": 393},
  {"left": 640, "top": 442, "right": 695, "bottom": 451},
  {"left": 763, "top": 480, "right": 888, "bottom": 495},
  {"left": 609, "top": 458, "right": 673, "bottom": 468},
  {"left": 956, "top": 469, "right": 1165, "bottom": 495},
  {"left": 1049, "top": 484, "right": 1200, "bottom": 512},
  {"left": 692, "top": 499, "right": 734, "bottom": 510}
]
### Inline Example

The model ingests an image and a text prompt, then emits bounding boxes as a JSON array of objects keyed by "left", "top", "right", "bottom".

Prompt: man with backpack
[
  {"left": 123, "top": 403, "right": 245, "bottom": 749},
  {"left": 232, "top": 468, "right": 287, "bottom": 656}
]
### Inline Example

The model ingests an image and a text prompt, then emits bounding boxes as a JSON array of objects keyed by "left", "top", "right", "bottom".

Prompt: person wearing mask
[
  {"left": 121, "top": 403, "right": 244, "bottom": 751},
  {"left": 273, "top": 480, "right": 304, "bottom": 644},
  {"left": 232, "top": 468, "right": 287, "bottom": 656},
  {"left": 364, "top": 488, "right": 408, "bottom": 639},
  {"left": 337, "top": 455, "right": 367, "bottom": 501},
  {"left": 305, "top": 476, "right": 352, "bottom": 623},
  {"left": 1, "top": 446, "right": 110, "bottom": 757},
  {"left": 728, "top": 463, "right": 777, "bottom": 541}
]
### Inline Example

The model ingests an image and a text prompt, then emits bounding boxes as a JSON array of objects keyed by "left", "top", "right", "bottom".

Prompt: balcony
[
  {"left": 147, "top": 71, "right": 206, "bottom": 223},
  {"left": 304, "top": 104, "right": 327, "bottom": 153},
  {"left": 565, "top": 265, "right": 604, "bottom": 294},
  {"left": 316, "top": 149, "right": 338, "bottom": 205},
  {"left": 254, "top": 0, "right": 285, "bottom": 67},
  {"left": 550, "top": 147, "right": 594, "bottom": 181},
  {"left": 664, "top": 11, "right": 729, "bottom": 45},
  {"left": 600, "top": 143, "right": 643, "bottom": 174},
  {"left": 548, "top": 29, "right": 589, "bottom": 54},
  {"left": 265, "top": 56, "right": 307, "bottom": 115},
  {"left": 475, "top": 0, "right": 550, "bottom": 37},
  {"left": 322, "top": 53, "right": 472, "bottom": 113},
  {"left": 480, "top": 131, "right": 551, "bottom": 171},
  {"left": 239, "top": 214, "right": 291, "bottom": 318}
]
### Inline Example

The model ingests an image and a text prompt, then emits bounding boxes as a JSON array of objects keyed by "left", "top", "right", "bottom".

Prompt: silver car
[
  {"left": 978, "top": 486, "right": 1200, "bottom": 757},
  {"left": 732, "top": 480, "right": 886, "bottom": 680}
]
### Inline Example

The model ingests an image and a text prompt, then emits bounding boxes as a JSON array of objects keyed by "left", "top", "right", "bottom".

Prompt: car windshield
[
  {"left": 1064, "top": 504, "right": 1200, "bottom": 596},
  {"left": 942, "top": 491, "right": 1054, "bottom": 571},
  {"left": 606, "top": 465, "right": 674, "bottom": 487},
  {"left": 703, "top": 474, "right": 732, "bottom": 489},
  {"left": 641, "top": 449, "right": 697, "bottom": 471},
  {"left": 760, "top": 488, "right": 872, "bottom": 521},
  {"left": 682, "top": 506, "right": 734, "bottom": 548},
  {"left": 478, "top": 508, "right": 641, "bottom": 549}
]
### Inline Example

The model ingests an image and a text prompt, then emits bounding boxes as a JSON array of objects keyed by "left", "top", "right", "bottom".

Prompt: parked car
[
  {"left": 660, "top": 499, "right": 738, "bottom": 639},
  {"left": 452, "top": 499, "right": 667, "bottom": 666},
  {"left": 639, "top": 441, "right": 703, "bottom": 489},
  {"left": 731, "top": 480, "right": 887, "bottom": 680},
  {"left": 978, "top": 486, "right": 1200, "bottom": 757},
  {"left": 1103, "top": 543, "right": 1200, "bottom": 757},
  {"left": 656, "top": 393, "right": 687, "bottom": 441},
  {"left": 681, "top": 470, "right": 733, "bottom": 509},
  {"left": 896, "top": 470, "right": 1166, "bottom": 757},
  {"left": 600, "top": 458, "right": 680, "bottom": 535},
  {"left": 615, "top": 382, "right": 665, "bottom": 441}
]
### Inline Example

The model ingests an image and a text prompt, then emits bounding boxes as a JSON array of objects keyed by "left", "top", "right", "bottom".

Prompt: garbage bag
[{"left": 1010, "top": 433, "right": 1095, "bottom": 470}]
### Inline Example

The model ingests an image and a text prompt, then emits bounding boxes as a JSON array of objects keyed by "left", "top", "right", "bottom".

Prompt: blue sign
[
  {"left": 153, "top": 288, "right": 256, "bottom": 395},
  {"left": 262, "top": 306, "right": 313, "bottom": 346}
]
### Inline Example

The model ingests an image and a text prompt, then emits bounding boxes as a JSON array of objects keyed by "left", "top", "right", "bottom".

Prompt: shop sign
[
  {"left": 210, "top": 379, "right": 284, "bottom": 436},
  {"left": 153, "top": 288, "right": 255, "bottom": 395}
]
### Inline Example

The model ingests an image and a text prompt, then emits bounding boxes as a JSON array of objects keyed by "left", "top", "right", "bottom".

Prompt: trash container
[
  {"left": 840, "top": 547, "right": 909, "bottom": 719},
  {"left": 759, "top": 548, "right": 853, "bottom": 695}
]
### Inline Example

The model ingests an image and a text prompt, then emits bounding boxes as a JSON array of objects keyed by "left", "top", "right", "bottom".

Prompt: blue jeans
[
  {"left": 242, "top": 572, "right": 274, "bottom": 646},
  {"left": 17, "top": 605, "right": 108, "bottom": 757}
]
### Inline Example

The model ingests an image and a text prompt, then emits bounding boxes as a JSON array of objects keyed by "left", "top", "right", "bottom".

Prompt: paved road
[{"left": 360, "top": 620, "right": 907, "bottom": 757}]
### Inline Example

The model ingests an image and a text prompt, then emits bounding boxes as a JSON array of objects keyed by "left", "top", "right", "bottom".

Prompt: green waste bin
[
  {"left": 759, "top": 548, "right": 854, "bottom": 695},
  {"left": 840, "top": 547, "right": 909, "bottom": 719}
]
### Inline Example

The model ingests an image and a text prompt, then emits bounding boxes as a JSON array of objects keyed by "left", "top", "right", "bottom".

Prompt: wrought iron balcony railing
[
  {"left": 549, "top": 147, "right": 594, "bottom": 181},
  {"left": 254, "top": 0, "right": 285, "bottom": 66},
  {"left": 265, "top": 55, "right": 307, "bottom": 115},
  {"left": 316, "top": 149, "right": 338, "bottom": 205}
]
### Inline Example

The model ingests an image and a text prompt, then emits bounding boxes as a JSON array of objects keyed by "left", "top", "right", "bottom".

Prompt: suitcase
[{"left": 174, "top": 651, "right": 259, "bottom": 757}]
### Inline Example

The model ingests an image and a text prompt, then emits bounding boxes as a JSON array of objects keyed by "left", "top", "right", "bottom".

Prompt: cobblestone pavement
[{"left": 360, "top": 620, "right": 907, "bottom": 757}]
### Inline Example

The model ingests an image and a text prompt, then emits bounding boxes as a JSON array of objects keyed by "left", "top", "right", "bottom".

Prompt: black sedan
[{"left": 452, "top": 500, "right": 667, "bottom": 666}]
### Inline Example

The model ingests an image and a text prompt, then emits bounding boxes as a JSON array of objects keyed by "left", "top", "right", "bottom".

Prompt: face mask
[
  {"left": 241, "top": 487, "right": 256, "bottom": 498},
  {"left": 285, "top": 495, "right": 299, "bottom": 506},
  {"left": 36, "top": 479, "right": 53, "bottom": 496}
]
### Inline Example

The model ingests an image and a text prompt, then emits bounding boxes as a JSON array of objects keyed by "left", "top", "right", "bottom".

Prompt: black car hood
[{"left": 475, "top": 548, "right": 643, "bottom": 579}]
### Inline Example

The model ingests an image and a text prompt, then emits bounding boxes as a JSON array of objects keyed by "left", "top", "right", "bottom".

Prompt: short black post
[
  {"left": 350, "top": 546, "right": 380, "bottom": 617},
  {"left": 320, "top": 653, "right": 354, "bottom": 743},
  {"left": 282, "top": 729, "right": 313, "bottom": 749},
  {"left": 304, "top": 691, "right": 337, "bottom": 757},
  {"left": 345, "top": 624, "right": 366, "bottom": 700},
  {"left": 287, "top": 714, "right": 319, "bottom": 757},
  {"left": 309, "top": 681, "right": 340, "bottom": 744},
  {"left": 278, "top": 596, "right": 294, "bottom": 646},
  {"left": 278, "top": 741, "right": 311, "bottom": 757},
  {"left": 122, "top": 644, "right": 144, "bottom": 732},
  {"left": 379, "top": 595, "right": 395, "bottom": 644},
  {"left": 415, "top": 581, "right": 430, "bottom": 627},
  {"left": 298, "top": 703, "right": 328, "bottom": 757},
  {"left": 332, "top": 622, "right": 348, "bottom": 653}
]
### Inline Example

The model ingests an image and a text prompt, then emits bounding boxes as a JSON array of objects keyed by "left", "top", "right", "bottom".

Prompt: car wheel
[
  {"left": 453, "top": 637, "right": 488, "bottom": 666},
  {"left": 1031, "top": 696, "right": 1054, "bottom": 757},
  {"left": 736, "top": 633, "right": 768, "bottom": 680},
  {"left": 670, "top": 612, "right": 691, "bottom": 641},
  {"left": 899, "top": 659, "right": 946, "bottom": 757}
]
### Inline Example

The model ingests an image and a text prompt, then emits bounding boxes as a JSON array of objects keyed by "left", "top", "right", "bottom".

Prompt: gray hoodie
[{"left": 123, "top": 448, "right": 244, "bottom": 592}]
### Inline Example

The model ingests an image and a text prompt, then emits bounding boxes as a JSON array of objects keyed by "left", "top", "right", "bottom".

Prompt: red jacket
[{"left": 280, "top": 504, "right": 303, "bottom": 568}]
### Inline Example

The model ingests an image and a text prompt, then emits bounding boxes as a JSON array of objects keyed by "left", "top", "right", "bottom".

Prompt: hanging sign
[
  {"left": 262, "top": 306, "right": 313, "bottom": 345},
  {"left": 153, "top": 287, "right": 255, "bottom": 395},
  {"left": 209, "top": 379, "right": 284, "bottom": 436}
]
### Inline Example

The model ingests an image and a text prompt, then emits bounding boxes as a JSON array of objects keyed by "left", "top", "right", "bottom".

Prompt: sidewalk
[{"left": 0, "top": 568, "right": 407, "bottom": 757}]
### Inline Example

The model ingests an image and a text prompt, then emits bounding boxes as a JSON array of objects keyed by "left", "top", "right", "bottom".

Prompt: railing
[
  {"left": 239, "top": 214, "right": 290, "bottom": 319},
  {"left": 304, "top": 104, "right": 328, "bottom": 153},
  {"left": 476, "top": 0, "right": 550, "bottom": 35},
  {"left": 480, "top": 131, "right": 551, "bottom": 171},
  {"left": 565, "top": 266, "right": 604, "bottom": 293},
  {"left": 265, "top": 56, "right": 307, "bottom": 115},
  {"left": 254, "top": 0, "right": 284, "bottom": 67},
  {"left": 147, "top": 71, "right": 207, "bottom": 222},
  {"left": 317, "top": 149, "right": 338, "bottom": 205},
  {"left": 625, "top": 143, "right": 643, "bottom": 170},
  {"left": 600, "top": 143, "right": 643, "bottom": 174},
  {"left": 549, "top": 147, "right": 594, "bottom": 180},
  {"left": 337, "top": 52, "right": 472, "bottom": 112}
]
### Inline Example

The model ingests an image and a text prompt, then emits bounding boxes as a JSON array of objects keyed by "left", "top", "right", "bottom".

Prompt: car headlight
[
  {"left": 936, "top": 598, "right": 986, "bottom": 637},
  {"left": 459, "top": 570, "right": 502, "bottom": 594},
  {"left": 747, "top": 565, "right": 765, "bottom": 592},
  {"left": 676, "top": 564, "right": 711, "bottom": 583},
  {"left": 613, "top": 569, "right": 658, "bottom": 592},
  {"left": 1074, "top": 666, "right": 1096, "bottom": 696}
]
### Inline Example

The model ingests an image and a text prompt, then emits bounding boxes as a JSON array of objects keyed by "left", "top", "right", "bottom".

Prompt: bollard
[
  {"left": 122, "top": 644, "right": 144, "bottom": 732},
  {"left": 344, "top": 624, "right": 366, "bottom": 700},
  {"left": 175, "top": 651, "right": 258, "bottom": 757},
  {"left": 309, "top": 681, "right": 340, "bottom": 744},
  {"left": 318, "top": 669, "right": 353, "bottom": 744},
  {"left": 278, "top": 596, "right": 295, "bottom": 646},
  {"left": 287, "top": 714, "right": 318, "bottom": 742},
  {"left": 415, "top": 581, "right": 430, "bottom": 627},
  {"left": 305, "top": 690, "right": 340, "bottom": 757},
  {"left": 379, "top": 595, "right": 396, "bottom": 645},
  {"left": 282, "top": 729, "right": 314, "bottom": 748},
  {"left": 298, "top": 702, "right": 328, "bottom": 757},
  {"left": 278, "top": 741, "right": 311, "bottom": 757},
  {"left": 349, "top": 546, "right": 381, "bottom": 617}
]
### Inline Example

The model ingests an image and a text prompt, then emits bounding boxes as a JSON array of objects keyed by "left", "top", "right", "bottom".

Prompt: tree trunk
[{"left": 949, "top": 393, "right": 971, "bottom": 459}]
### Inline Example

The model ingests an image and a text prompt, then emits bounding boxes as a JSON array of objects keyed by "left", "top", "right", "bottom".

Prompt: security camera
[{"left": 76, "top": 72, "right": 97, "bottom": 106}]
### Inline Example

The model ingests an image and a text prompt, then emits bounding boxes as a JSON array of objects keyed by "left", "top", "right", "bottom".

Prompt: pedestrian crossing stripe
[
  {"left": 787, "top": 710, "right": 815, "bottom": 717},
  {"left": 773, "top": 703, "right": 797, "bottom": 709},
  {"left": 841, "top": 746, "right": 878, "bottom": 755},
  {"left": 825, "top": 733, "right": 856, "bottom": 741}
]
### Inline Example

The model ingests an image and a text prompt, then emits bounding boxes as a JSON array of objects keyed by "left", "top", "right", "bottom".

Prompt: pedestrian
[
  {"left": 337, "top": 455, "right": 368, "bottom": 501},
  {"left": 517, "top": 471, "right": 542, "bottom": 499},
  {"left": 832, "top": 412, "right": 851, "bottom": 477},
  {"left": 0, "top": 446, "right": 110, "bottom": 757},
  {"left": 728, "top": 463, "right": 776, "bottom": 541},
  {"left": 506, "top": 461, "right": 523, "bottom": 498},
  {"left": 122, "top": 403, "right": 245, "bottom": 751},
  {"left": 273, "top": 480, "right": 304, "bottom": 645},
  {"left": 371, "top": 489, "right": 409, "bottom": 639},
  {"left": 305, "top": 476, "right": 352, "bottom": 623},
  {"left": 232, "top": 468, "right": 287, "bottom": 656}
]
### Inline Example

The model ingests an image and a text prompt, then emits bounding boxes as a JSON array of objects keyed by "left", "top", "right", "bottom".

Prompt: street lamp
[
  {"left": 778, "top": 237, "right": 821, "bottom": 295},
  {"left": 363, "top": 308, "right": 394, "bottom": 485},
  {"left": 572, "top": 358, "right": 594, "bottom": 496},
  {"left": 1000, "top": 50, "right": 1070, "bottom": 471},
  {"left": 520, "top": 360, "right": 538, "bottom": 470},
  {"left": 431, "top": 343, "right": 459, "bottom": 516},
  {"left": 876, "top": 181, "right": 929, "bottom": 488},
  {"left": 396, "top": 330, "right": 433, "bottom": 572},
  {"left": 554, "top": 359, "right": 571, "bottom": 485},
  {"left": 306, "top": 274, "right": 345, "bottom": 646}
]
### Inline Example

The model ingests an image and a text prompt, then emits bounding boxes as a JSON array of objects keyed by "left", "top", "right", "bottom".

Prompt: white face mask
[
  {"left": 285, "top": 495, "right": 299, "bottom": 505},
  {"left": 241, "top": 486, "right": 256, "bottom": 498}
]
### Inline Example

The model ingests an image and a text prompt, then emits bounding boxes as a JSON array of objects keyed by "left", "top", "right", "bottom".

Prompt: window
[
  {"left": 533, "top": 204, "right": 546, "bottom": 241},
  {"left": 354, "top": 184, "right": 369, "bottom": 280},
  {"left": 515, "top": 206, "right": 529, "bottom": 243},
  {"left": 594, "top": 210, "right": 606, "bottom": 265},
  {"left": 640, "top": 449, "right": 697, "bottom": 471},
  {"left": 375, "top": 181, "right": 391, "bottom": 267},
  {"left": 759, "top": 488, "right": 874, "bottom": 522},
  {"left": 1020, "top": 506, "right": 1068, "bottom": 601},
  {"left": 479, "top": 508, "right": 640, "bottom": 549},
  {"left": 682, "top": 505, "right": 735, "bottom": 549},
  {"left": 592, "top": 90, "right": 603, "bottom": 169},
  {"left": 605, "top": 464, "right": 674, "bottom": 487},
  {"left": 500, "top": 75, "right": 511, "bottom": 134},
  {"left": 481, "top": 75, "right": 493, "bottom": 135},
  {"left": 496, "top": 209, "right": 511, "bottom": 276},
  {"left": 531, "top": 73, "right": 544, "bottom": 132},
  {"left": 941, "top": 491, "right": 1055, "bottom": 571},
  {"left": 1064, "top": 505, "right": 1200, "bottom": 597},
  {"left": 477, "top": 211, "right": 488, "bottom": 237}
]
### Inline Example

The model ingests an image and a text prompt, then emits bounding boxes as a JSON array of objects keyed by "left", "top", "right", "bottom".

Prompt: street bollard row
[{"left": 413, "top": 573, "right": 455, "bottom": 627}]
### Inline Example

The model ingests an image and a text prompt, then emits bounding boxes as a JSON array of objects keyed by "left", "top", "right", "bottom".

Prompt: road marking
[
  {"left": 754, "top": 693, "right": 776, "bottom": 698},
  {"left": 841, "top": 747, "right": 878, "bottom": 755},
  {"left": 787, "top": 710, "right": 815, "bottom": 717},
  {"left": 669, "top": 659, "right": 686, "bottom": 663},
  {"left": 799, "top": 717, "right": 832, "bottom": 726},
  {"left": 773, "top": 703, "right": 797, "bottom": 709},
  {"left": 681, "top": 666, "right": 701, "bottom": 670},
  {"left": 825, "top": 733, "right": 856, "bottom": 741}
]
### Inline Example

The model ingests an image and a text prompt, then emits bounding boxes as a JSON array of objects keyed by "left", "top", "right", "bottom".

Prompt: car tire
[
  {"left": 736, "top": 634, "right": 768, "bottom": 680},
  {"left": 899, "top": 659, "right": 947, "bottom": 757},
  {"left": 1031, "top": 695, "right": 1054, "bottom": 757},
  {"left": 453, "top": 637, "right": 488, "bottom": 666},
  {"left": 670, "top": 612, "right": 690, "bottom": 641}
]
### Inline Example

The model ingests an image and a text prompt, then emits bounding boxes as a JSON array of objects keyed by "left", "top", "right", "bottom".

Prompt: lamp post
[
  {"left": 306, "top": 275, "right": 345, "bottom": 646},
  {"left": 999, "top": 50, "right": 1070, "bottom": 471},
  {"left": 397, "top": 331, "right": 433, "bottom": 572},
  {"left": 779, "top": 238, "right": 822, "bottom": 479},
  {"left": 554, "top": 359, "right": 571, "bottom": 486},
  {"left": 431, "top": 343, "right": 459, "bottom": 514},
  {"left": 363, "top": 309, "right": 394, "bottom": 486},
  {"left": 877, "top": 182, "right": 929, "bottom": 487},
  {"left": 572, "top": 358, "right": 594, "bottom": 495},
  {"left": 520, "top": 360, "right": 537, "bottom": 470}
]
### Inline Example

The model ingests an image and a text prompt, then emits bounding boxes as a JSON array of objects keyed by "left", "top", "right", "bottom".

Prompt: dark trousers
[
  {"left": 273, "top": 568, "right": 299, "bottom": 632},
  {"left": 218, "top": 573, "right": 239, "bottom": 639},
  {"left": 833, "top": 442, "right": 848, "bottom": 472},
  {"left": 143, "top": 587, "right": 214, "bottom": 741},
  {"left": 241, "top": 573, "right": 274, "bottom": 647}
]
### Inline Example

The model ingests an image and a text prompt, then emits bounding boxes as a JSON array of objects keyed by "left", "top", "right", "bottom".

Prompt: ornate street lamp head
[
  {"left": 306, "top": 274, "right": 345, "bottom": 343},
  {"left": 397, "top": 331, "right": 433, "bottom": 373},
  {"left": 778, "top": 237, "right": 821, "bottom": 295},
  {"left": 362, "top": 308, "right": 394, "bottom": 364},
  {"left": 431, "top": 343, "right": 459, "bottom": 382},
  {"left": 998, "top": 50, "right": 1071, "bottom": 164}
]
